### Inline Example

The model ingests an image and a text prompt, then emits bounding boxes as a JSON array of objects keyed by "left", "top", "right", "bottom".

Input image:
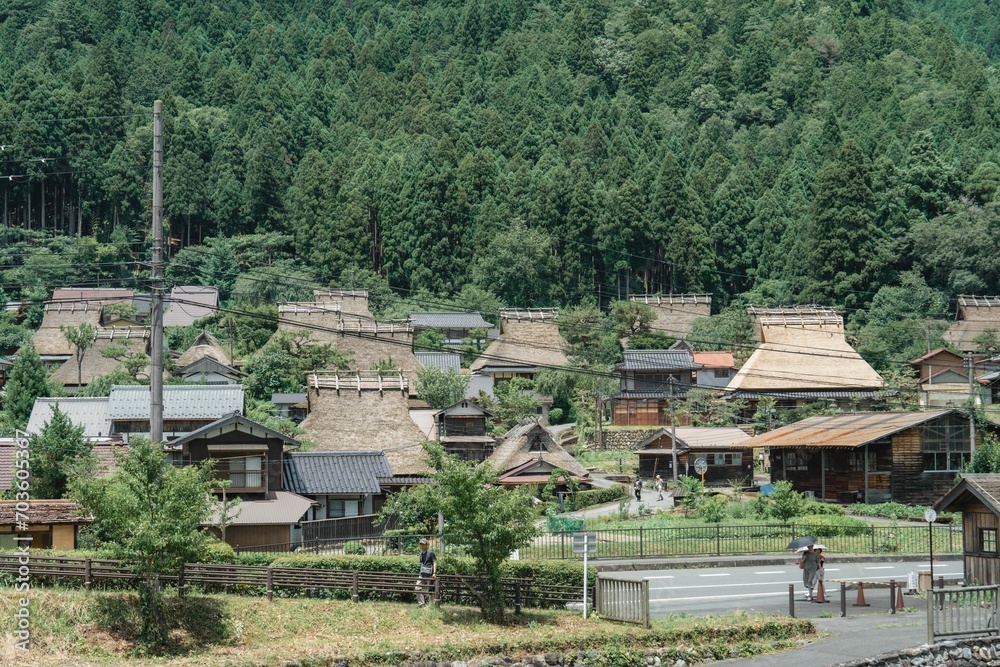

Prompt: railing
[
  {"left": 596, "top": 575, "right": 650, "bottom": 627},
  {"left": 301, "top": 514, "right": 393, "bottom": 543},
  {"left": 928, "top": 585, "right": 1000, "bottom": 643}
]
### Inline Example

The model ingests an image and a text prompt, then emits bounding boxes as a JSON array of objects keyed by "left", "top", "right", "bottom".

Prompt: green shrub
[
  {"left": 725, "top": 499, "right": 752, "bottom": 520},
  {"left": 572, "top": 485, "right": 629, "bottom": 511},
  {"left": 343, "top": 541, "right": 367, "bottom": 555},
  {"left": 677, "top": 476, "right": 704, "bottom": 509},
  {"left": 848, "top": 502, "right": 959, "bottom": 524},
  {"left": 697, "top": 495, "right": 729, "bottom": 523},
  {"left": 200, "top": 539, "right": 236, "bottom": 564},
  {"left": 769, "top": 481, "right": 805, "bottom": 522},
  {"left": 796, "top": 515, "right": 868, "bottom": 537},
  {"left": 233, "top": 552, "right": 279, "bottom": 566},
  {"left": 799, "top": 500, "right": 844, "bottom": 516}
]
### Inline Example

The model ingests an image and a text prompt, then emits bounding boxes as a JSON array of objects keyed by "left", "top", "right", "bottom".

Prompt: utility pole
[
  {"left": 150, "top": 100, "right": 164, "bottom": 444},
  {"left": 967, "top": 352, "right": 977, "bottom": 455},
  {"left": 668, "top": 378, "right": 678, "bottom": 484}
]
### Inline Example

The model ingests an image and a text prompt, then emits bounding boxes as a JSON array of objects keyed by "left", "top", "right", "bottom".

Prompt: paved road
[{"left": 607, "top": 560, "right": 957, "bottom": 617}]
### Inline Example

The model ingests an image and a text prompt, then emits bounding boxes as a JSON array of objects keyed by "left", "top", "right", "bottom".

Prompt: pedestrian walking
[
  {"left": 415, "top": 537, "right": 437, "bottom": 607},
  {"left": 799, "top": 543, "right": 820, "bottom": 600},
  {"left": 633, "top": 477, "right": 642, "bottom": 502},
  {"left": 654, "top": 474, "right": 664, "bottom": 501}
]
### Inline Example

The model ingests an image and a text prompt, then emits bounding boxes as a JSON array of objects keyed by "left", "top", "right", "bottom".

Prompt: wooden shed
[
  {"left": 0, "top": 500, "right": 93, "bottom": 550},
  {"left": 742, "top": 410, "right": 969, "bottom": 505},
  {"left": 935, "top": 475, "right": 1000, "bottom": 585},
  {"left": 636, "top": 427, "right": 752, "bottom": 485}
]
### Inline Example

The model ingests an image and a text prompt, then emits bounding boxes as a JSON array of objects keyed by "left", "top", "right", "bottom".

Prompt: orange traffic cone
[
  {"left": 895, "top": 583, "right": 905, "bottom": 610},
  {"left": 853, "top": 582, "right": 870, "bottom": 607},
  {"left": 813, "top": 579, "right": 828, "bottom": 603}
]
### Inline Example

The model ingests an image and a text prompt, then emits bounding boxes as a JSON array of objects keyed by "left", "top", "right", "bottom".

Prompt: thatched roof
[
  {"left": 470, "top": 311, "right": 568, "bottom": 372},
  {"left": 49, "top": 329, "right": 150, "bottom": 388},
  {"left": 747, "top": 306, "right": 841, "bottom": 341},
  {"left": 629, "top": 294, "right": 712, "bottom": 339},
  {"left": 176, "top": 330, "right": 233, "bottom": 367},
  {"left": 33, "top": 303, "right": 103, "bottom": 356},
  {"left": 725, "top": 312, "right": 885, "bottom": 393},
  {"left": 298, "top": 379, "right": 430, "bottom": 475},
  {"left": 312, "top": 289, "right": 373, "bottom": 319},
  {"left": 488, "top": 419, "right": 588, "bottom": 478},
  {"left": 944, "top": 295, "right": 1000, "bottom": 352},
  {"left": 0, "top": 439, "right": 126, "bottom": 489},
  {"left": 0, "top": 500, "right": 93, "bottom": 524}
]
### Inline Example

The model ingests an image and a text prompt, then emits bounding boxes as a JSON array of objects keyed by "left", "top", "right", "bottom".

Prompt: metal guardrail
[
  {"left": 928, "top": 585, "right": 1000, "bottom": 643},
  {"left": 595, "top": 575, "right": 650, "bottom": 627}
]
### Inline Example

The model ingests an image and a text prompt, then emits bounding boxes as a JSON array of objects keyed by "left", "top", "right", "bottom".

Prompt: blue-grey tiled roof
[
  {"left": 409, "top": 312, "right": 493, "bottom": 330},
  {"left": 283, "top": 451, "right": 392, "bottom": 495},
  {"left": 615, "top": 350, "right": 702, "bottom": 371},
  {"left": 415, "top": 352, "right": 462, "bottom": 373},
  {"left": 107, "top": 385, "right": 244, "bottom": 420},
  {"left": 27, "top": 397, "right": 112, "bottom": 437},
  {"left": 272, "top": 392, "right": 308, "bottom": 405}
]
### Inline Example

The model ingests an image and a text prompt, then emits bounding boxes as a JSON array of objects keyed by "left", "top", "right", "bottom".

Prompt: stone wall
[
  {"left": 833, "top": 638, "right": 1000, "bottom": 667},
  {"left": 585, "top": 428, "right": 660, "bottom": 451}
]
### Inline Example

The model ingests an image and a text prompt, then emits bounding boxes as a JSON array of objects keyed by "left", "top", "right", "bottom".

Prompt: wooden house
[
  {"left": 272, "top": 392, "right": 308, "bottom": 423},
  {"left": 32, "top": 302, "right": 103, "bottom": 369},
  {"left": 945, "top": 295, "right": 1000, "bottom": 353},
  {"left": 470, "top": 309, "right": 568, "bottom": 385},
  {"left": 934, "top": 475, "right": 1000, "bottom": 585},
  {"left": 725, "top": 308, "right": 888, "bottom": 414},
  {"left": 312, "top": 288, "right": 374, "bottom": 321},
  {"left": 283, "top": 451, "right": 391, "bottom": 521},
  {"left": 0, "top": 501, "right": 93, "bottom": 550},
  {"left": 171, "top": 413, "right": 317, "bottom": 551},
  {"left": 628, "top": 294, "right": 712, "bottom": 339},
  {"left": 609, "top": 349, "right": 701, "bottom": 426},
  {"left": 743, "top": 410, "right": 969, "bottom": 505},
  {"left": 298, "top": 371, "right": 432, "bottom": 484},
  {"left": 693, "top": 351, "right": 736, "bottom": 388},
  {"left": 432, "top": 399, "right": 497, "bottom": 461},
  {"left": 49, "top": 327, "right": 151, "bottom": 392},
  {"left": 106, "top": 384, "right": 245, "bottom": 440},
  {"left": 635, "top": 427, "right": 752, "bottom": 485},
  {"left": 409, "top": 312, "right": 497, "bottom": 346},
  {"left": 488, "top": 419, "right": 589, "bottom": 487},
  {"left": 909, "top": 348, "right": 976, "bottom": 408},
  {"left": 27, "top": 397, "right": 113, "bottom": 438}
]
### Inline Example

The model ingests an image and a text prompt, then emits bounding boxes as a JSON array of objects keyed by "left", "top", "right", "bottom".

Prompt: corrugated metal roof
[
  {"left": 283, "top": 451, "right": 391, "bottom": 494},
  {"left": 107, "top": 385, "right": 244, "bottom": 420},
  {"left": 415, "top": 352, "right": 462, "bottom": 373},
  {"left": 164, "top": 286, "right": 219, "bottom": 326},
  {"left": 725, "top": 390, "right": 894, "bottom": 400},
  {"left": 742, "top": 410, "right": 957, "bottom": 450},
  {"left": 272, "top": 393, "right": 307, "bottom": 405},
  {"left": 636, "top": 426, "right": 751, "bottom": 451},
  {"left": 409, "top": 312, "right": 493, "bottom": 329},
  {"left": 615, "top": 350, "right": 702, "bottom": 371},
  {"left": 27, "top": 397, "right": 111, "bottom": 437},
  {"left": 51, "top": 288, "right": 133, "bottom": 303},
  {"left": 693, "top": 351, "right": 735, "bottom": 369},
  {"left": 205, "top": 491, "right": 316, "bottom": 526}
]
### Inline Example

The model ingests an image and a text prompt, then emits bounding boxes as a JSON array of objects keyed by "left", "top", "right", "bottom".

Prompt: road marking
[
  {"left": 698, "top": 573, "right": 731, "bottom": 577},
  {"left": 650, "top": 591, "right": 789, "bottom": 603},
  {"left": 864, "top": 566, "right": 895, "bottom": 570},
  {"left": 919, "top": 564, "right": 950, "bottom": 568},
  {"left": 754, "top": 570, "right": 786, "bottom": 574},
  {"left": 643, "top": 575, "right": 675, "bottom": 580},
  {"left": 648, "top": 574, "right": 923, "bottom": 595},
  {"left": 824, "top": 568, "right": 840, "bottom": 572}
]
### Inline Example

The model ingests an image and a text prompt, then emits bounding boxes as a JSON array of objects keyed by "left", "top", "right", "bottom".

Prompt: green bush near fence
[
  {"left": 572, "top": 485, "right": 629, "bottom": 510},
  {"left": 795, "top": 515, "right": 868, "bottom": 537},
  {"left": 848, "top": 502, "right": 960, "bottom": 524}
]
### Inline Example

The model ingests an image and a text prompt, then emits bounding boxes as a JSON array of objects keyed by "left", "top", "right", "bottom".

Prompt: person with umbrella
[{"left": 799, "top": 542, "right": 820, "bottom": 600}]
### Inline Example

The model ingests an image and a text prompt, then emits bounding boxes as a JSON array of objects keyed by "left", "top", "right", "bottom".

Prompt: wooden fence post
[
  {"left": 84, "top": 558, "right": 92, "bottom": 591},
  {"left": 433, "top": 575, "right": 440, "bottom": 607},
  {"left": 178, "top": 563, "right": 186, "bottom": 598},
  {"left": 266, "top": 567, "right": 273, "bottom": 601},
  {"left": 514, "top": 580, "right": 522, "bottom": 615},
  {"left": 352, "top": 570, "right": 359, "bottom": 603}
]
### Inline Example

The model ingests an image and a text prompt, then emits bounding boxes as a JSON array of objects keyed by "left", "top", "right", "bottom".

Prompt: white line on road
[
  {"left": 825, "top": 568, "right": 840, "bottom": 572},
  {"left": 754, "top": 571, "right": 786, "bottom": 574},
  {"left": 698, "top": 573, "right": 731, "bottom": 577},
  {"left": 650, "top": 591, "right": 790, "bottom": 603},
  {"left": 919, "top": 564, "right": 950, "bottom": 567},
  {"left": 648, "top": 574, "right": 920, "bottom": 595},
  {"left": 643, "top": 575, "right": 675, "bottom": 580},
  {"left": 864, "top": 566, "right": 896, "bottom": 570}
]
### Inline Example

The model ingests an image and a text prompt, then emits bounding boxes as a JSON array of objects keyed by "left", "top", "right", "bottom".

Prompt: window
[
  {"left": 785, "top": 451, "right": 809, "bottom": 471},
  {"left": 706, "top": 452, "right": 741, "bottom": 466},
  {"left": 922, "top": 417, "right": 971, "bottom": 472},
  {"left": 528, "top": 433, "right": 549, "bottom": 452},
  {"left": 714, "top": 369, "right": 730, "bottom": 379},
  {"left": 229, "top": 456, "right": 263, "bottom": 489},
  {"left": 326, "top": 499, "right": 360, "bottom": 519},
  {"left": 981, "top": 528, "right": 998, "bottom": 554}
]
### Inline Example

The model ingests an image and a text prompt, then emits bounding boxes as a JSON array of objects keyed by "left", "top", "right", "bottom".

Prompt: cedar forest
[{"left": 0, "top": 0, "right": 1000, "bottom": 416}]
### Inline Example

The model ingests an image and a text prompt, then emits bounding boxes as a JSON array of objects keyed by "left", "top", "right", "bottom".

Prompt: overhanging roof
[
  {"left": 284, "top": 451, "right": 391, "bottom": 495},
  {"left": 741, "top": 410, "right": 956, "bottom": 449},
  {"left": 936, "top": 475, "right": 1000, "bottom": 514},
  {"left": 169, "top": 414, "right": 300, "bottom": 450},
  {"left": 204, "top": 491, "right": 316, "bottom": 526}
]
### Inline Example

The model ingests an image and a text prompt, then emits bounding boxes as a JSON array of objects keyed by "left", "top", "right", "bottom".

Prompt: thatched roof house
[
  {"left": 0, "top": 500, "right": 94, "bottom": 549},
  {"left": 49, "top": 328, "right": 151, "bottom": 390},
  {"left": 299, "top": 372, "right": 430, "bottom": 477},
  {"left": 488, "top": 419, "right": 588, "bottom": 485},
  {"left": 945, "top": 295, "right": 1000, "bottom": 352},
  {"left": 32, "top": 303, "right": 102, "bottom": 357},
  {"left": 470, "top": 309, "right": 568, "bottom": 375},
  {"left": 176, "top": 330, "right": 233, "bottom": 367},
  {"left": 312, "top": 289, "right": 374, "bottom": 319},
  {"left": 629, "top": 294, "right": 712, "bottom": 339},
  {"left": 726, "top": 309, "right": 885, "bottom": 400}
]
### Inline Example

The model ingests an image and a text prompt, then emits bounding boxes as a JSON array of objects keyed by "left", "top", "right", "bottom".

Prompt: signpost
[
  {"left": 694, "top": 457, "right": 708, "bottom": 489},
  {"left": 925, "top": 509, "right": 937, "bottom": 589},
  {"left": 573, "top": 532, "right": 596, "bottom": 619}
]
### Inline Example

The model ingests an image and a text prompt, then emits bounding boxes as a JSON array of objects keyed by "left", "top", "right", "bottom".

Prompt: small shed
[
  {"left": 0, "top": 500, "right": 93, "bottom": 550},
  {"left": 635, "top": 427, "right": 752, "bottom": 485},
  {"left": 935, "top": 475, "right": 1000, "bottom": 585}
]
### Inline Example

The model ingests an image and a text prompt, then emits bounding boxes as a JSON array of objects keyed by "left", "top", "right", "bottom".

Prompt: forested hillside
[{"left": 1, "top": 0, "right": 999, "bottom": 330}]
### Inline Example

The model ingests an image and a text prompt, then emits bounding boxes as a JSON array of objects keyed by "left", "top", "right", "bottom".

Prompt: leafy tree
[
  {"left": 61, "top": 322, "right": 97, "bottom": 387},
  {"left": 25, "top": 404, "right": 92, "bottom": 499},
  {"left": 460, "top": 327, "right": 490, "bottom": 367},
  {"left": 973, "top": 329, "right": 1000, "bottom": 354},
  {"left": 416, "top": 366, "right": 471, "bottom": 409},
  {"left": 414, "top": 327, "right": 447, "bottom": 353},
  {"left": 470, "top": 219, "right": 556, "bottom": 307},
  {"left": 969, "top": 432, "right": 1000, "bottom": 473},
  {"left": 4, "top": 340, "right": 49, "bottom": 429},
  {"left": 490, "top": 377, "right": 542, "bottom": 427},
  {"left": 102, "top": 343, "right": 150, "bottom": 380},
  {"left": 70, "top": 438, "right": 217, "bottom": 647}
]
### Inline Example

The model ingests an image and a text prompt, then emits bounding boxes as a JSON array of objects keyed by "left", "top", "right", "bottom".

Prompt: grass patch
[{"left": 0, "top": 589, "right": 815, "bottom": 667}]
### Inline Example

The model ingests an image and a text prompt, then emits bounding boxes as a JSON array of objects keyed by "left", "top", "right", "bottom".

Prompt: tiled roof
[
  {"left": 615, "top": 350, "right": 702, "bottom": 371},
  {"left": 107, "top": 385, "right": 244, "bottom": 420},
  {"left": 164, "top": 286, "right": 219, "bottom": 326},
  {"left": 414, "top": 352, "right": 462, "bottom": 373},
  {"left": 51, "top": 288, "right": 133, "bottom": 303},
  {"left": 409, "top": 312, "right": 493, "bottom": 329},
  {"left": 178, "top": 356, "right": 242, "bottom": 379},
  {"left": 283, "top": 451, "right": 391, "bottom": 495},
  {"left": 725, "top": 389, "right": 894, "bottom": 400},
  {"left": 168, "top": 414, "right": 299, "bottom": 450},
  {"left": 272, "top": 393, "right": 307, "bottom": 405},
  {"left": 27, "top": 397, "right": 112, "bottom": 437},
  {"left": 937, "top": 474, "right": 1000, "bottom": 515}
]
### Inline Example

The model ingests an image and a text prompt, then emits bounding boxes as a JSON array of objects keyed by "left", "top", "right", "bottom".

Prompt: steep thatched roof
[
  {"left": 176, "top": 330, "right": 233, "bottom": 367},
  {"left": 299, "top": 377, "right": 430, "bottom": 475},
  {"left": 33, "top": 303, "right": 103, "bottom": 356},
  {"left": 944, "top": 295, "right": 1000, "bottom": 352},
  {"left": 726, "top": 313, "right": 884, "bottom": 393},
  {"left": 0, "top": 500, "right": 93, "bottom": 524},
  {"left": 49, "top": 328, "right": 150, "bottom": 388},
  {"left": 747, "top": 306, "right": 841, "bottom": 341},
  {"left": 470, "top": 310, "right": 568, "bottom": 372},
  {"left": 312, "top": 289, "right": 373, "bottom": 319},
  {"left": 629, "top": 294, "right": 712, "bottom": 339},
  {"left": 488, "top": 419, "right": 588, "bottom": 478}
]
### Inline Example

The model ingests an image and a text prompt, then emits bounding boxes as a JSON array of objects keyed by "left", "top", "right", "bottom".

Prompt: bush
[
  {"left": 769, "top": 481, "right": 805, "bottom": 522},
  {"left": 572, "top": 485, "right": 629, "bottom": 511},
  {"left": 200, "top": 539, "right": 236, "bottom": 564},
  {"left": 697, "top": 494, "right": 728, "bottom": 523},
  {"left": 848, "top": 502, "right": 959, "bottom": 524},
  {"left": 795, "top": 515, "right": 868, "bottom": 537},
  {"left": 233, "top": 552, "right": 279, "bottom": 566},
  {"left": 343, "top": 541, "right": 367, "bottom": 555},
  {"left": 799, "top": 500, "right": 844, "bottom": 516}
]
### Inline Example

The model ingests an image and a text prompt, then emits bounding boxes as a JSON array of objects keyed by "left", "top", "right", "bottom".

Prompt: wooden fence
[
  {"left": 928, "top": 585, "right": 1000, "bottom": 643},
  {"left": 0, "top": 555, "right": 591, "bottom": 610},
  {"left": 300, "top": 513, "right": 395, "bottom": 543},
  {"left": 595, "top": 575, "right": 650, "bottom": 628}
]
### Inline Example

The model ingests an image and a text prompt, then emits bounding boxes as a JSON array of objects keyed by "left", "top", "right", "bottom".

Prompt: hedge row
[{"left": 572, "top": 485, "right": 629, "bottom": 511}]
